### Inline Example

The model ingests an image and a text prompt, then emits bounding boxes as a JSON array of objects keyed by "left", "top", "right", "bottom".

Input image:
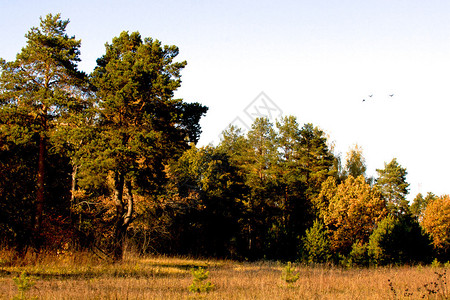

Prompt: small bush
[
  {"left": 12, "top": 271, "right": 37, "bottom": 300},
  {"left": 302, "top": 219, "right": 331, "bottom": 264},
  {"left": 348, "top": 241, "right": 370, "bottom": 266},
  {"left": 281, "top": 262, "right": 299, "bottom": 286},
  {"left": 188, "top": 267, "right": 214, "bottom": 293}
]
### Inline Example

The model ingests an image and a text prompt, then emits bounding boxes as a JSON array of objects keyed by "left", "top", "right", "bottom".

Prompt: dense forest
[{"left": 1, "top": 14, "right": 449, "bottom": 265}]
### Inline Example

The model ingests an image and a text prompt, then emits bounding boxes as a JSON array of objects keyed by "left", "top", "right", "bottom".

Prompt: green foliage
[
  {"left": 3, "top": 13, "right": 447, "bottom": 266},
  {"left": 302, "top": 219, "right": 331, "bottom": 263},
  {"left": 344, "top": 144, "right": 366, "bottom": 179},
  {"left": 163, "top": 145, "right": 244, "bottom": 257},
  {"left": 82, "top": 30, "right": 207, "bottom": 260},
  {"left": 375, "top": 158, "right": 410, "bottom": 214},
  {"left": 0, "top": 13, "right": 87, "bottom": 250},
  {"left": 297, "top": 123, "right": 335, "bottom": 199},
  {"left": 12, "top": 272, "right": 37, "bottom": 300},
  {"left": 188, "top": 267, "right": 214, "bottom": 293},
  {"left": 348, "top": 241, "right": 370, "bottom": 266},
  {"left": 367, "top": 215, "right": 396, "bottom": 265},
  {"left": 281, "top": 262, "right": 300, "bottom": 286},
  {"left": 410, "top": 192, "right": 437, "bottom": 219},
  {"left": 368, "top": 214, "right": 432, "bottom": 265}
]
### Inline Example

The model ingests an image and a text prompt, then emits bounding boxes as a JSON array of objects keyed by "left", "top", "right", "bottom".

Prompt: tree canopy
[
  {"left": 1, "top": 13, "right": 448, "bottom": 265},
  {"left": 375, "top": 158, "right": 410, "bottom": 213},
  {"left": 0, "top": 13, "right": 87, "bottom": 249}
]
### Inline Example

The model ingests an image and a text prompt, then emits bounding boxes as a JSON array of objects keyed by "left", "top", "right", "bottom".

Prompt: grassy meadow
[{"left": 0, "top": 251, "right": 448, "bottom": 299}]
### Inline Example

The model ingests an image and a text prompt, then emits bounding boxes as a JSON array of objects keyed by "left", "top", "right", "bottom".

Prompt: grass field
[{"left": 0, "top": 251, "right": 448, "bottom": 299}]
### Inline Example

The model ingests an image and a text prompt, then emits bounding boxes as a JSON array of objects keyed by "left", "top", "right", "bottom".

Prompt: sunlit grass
[{"left": 0, "top": 250, "right": 448, "bottom": 299}]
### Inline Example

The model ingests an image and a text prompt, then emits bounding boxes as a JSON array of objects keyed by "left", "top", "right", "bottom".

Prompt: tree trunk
[
  {"left": 112, "top": 224, "right": 126, "bottom": 261},
  {"left": 70, "top": 164, "right": 79, "bottom": 218},
  {"left": 70, "top": 165, "right": 78, "bottom": 205},
  {"left": 112, "top": 172, "right": 125, "bottom": 261},
  {"left": 123, "top": 180, "right": 134, "bottom": 228},
  {"left": 112, "top": 179, "right": 135, "bottom": 261},
  {"left": 34, "top": 133, "right": 46, "bottom": 250},
  {"left": 111, "top": 174, "right": 135, "bottom": 261}
]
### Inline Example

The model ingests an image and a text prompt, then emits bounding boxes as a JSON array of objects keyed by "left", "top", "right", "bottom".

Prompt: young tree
[
  {"left": 422, "top": 195, "right": 450, "bottom": 258},
  {"left": 343, "top": 144, "right": 366, "bottom": 179},
  {"left": 410, "top": 192, "right": 437, "bottom": 220},
  {"left": 89, "top": 31, "right": 207, "bottom": 260},
  {"left": 0, "top": 14, "right": 87, "bottom": 249},
  {"left": 322, "top": 175, "right": 387, "bottom": 255},
  {"left": 368, "top": 214, "right": 432, "bottom": 265},
  {"left": 302, "top": 219, "right": 331, "bottom": 263},
  {"left": 375, "top": 158, "right": 410, "bottom": 213}
]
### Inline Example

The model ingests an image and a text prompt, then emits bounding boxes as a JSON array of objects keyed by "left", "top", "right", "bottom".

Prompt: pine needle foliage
[
  {"left": 12, "top": 272, "right": 37, "bottom": 300},
  {"left": 188, "top": 267, "right": 214, "bottom": 293},
  {"left": 281, "top": 262, "right": 300, "bottom": 286}
]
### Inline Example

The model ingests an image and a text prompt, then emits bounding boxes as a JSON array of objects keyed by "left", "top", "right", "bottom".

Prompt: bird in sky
[
  {"left": 369, "top": 94, "right": 373, "bottom": 97},
  {"left": 389, "top": 94, "right": 394, "bottom": 97}
]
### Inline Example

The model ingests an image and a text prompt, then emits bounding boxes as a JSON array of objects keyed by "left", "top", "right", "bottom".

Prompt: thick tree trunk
[
  {"left": 113, "top": 225, "right": 126, "bottom": 261},
  {"left": 111, "top": 174, "right": 134, "bottom": 261},
  {"left": 34, "top": 133, "right": 46, "bottom": 250}
]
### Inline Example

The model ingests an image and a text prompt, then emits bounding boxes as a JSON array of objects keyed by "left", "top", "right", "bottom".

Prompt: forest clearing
[{"left": 0, "top": 251, "right": 448, "bottom": 299}]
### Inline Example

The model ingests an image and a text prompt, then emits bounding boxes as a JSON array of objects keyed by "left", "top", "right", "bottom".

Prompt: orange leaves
[
  {"left": 320, "top": 176, "right": 387, "bottom": 253},
  {"left": 422, "top": 195, "right": 450, "bottom": 252}
]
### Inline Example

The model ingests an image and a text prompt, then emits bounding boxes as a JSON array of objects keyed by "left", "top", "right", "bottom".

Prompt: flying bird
[
  {"left": 389, "top": 94, "right": 394, "bottom": 97},
  {"left": 369, "top": 94, "right": 373, "bottom": 97}
]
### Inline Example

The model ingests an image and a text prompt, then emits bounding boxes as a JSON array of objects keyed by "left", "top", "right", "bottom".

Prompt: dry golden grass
[{"left": 0, "top": 250, "right": 448, "bottom": 299}]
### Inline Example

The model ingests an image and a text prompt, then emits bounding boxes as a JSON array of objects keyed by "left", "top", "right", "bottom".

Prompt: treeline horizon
[{"left": 1, "top": 13, "right": 449, "bottom": 265}]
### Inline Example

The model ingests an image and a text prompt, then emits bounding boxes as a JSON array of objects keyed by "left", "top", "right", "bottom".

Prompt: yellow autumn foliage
[
  {"left": 422, "top": 195, "right": 450, "bottom": 252},
  {"left": 322, "top": 175, "right": 387, "bottom": 253}
]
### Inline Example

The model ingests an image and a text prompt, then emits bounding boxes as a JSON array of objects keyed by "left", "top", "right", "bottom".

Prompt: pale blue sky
[{"left": 2, "top": 0, "right": 450, "bottom": 199}]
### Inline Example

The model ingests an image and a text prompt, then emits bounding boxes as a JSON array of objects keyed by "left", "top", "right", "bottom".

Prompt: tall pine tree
[
  {"left": 375, "top": 158, "right": 410, "bottom": 214},
  {"left": 0, "top": 14, "right": 87, "bottom": 249},
  {"left": 89, "top": 31, "right": 207, "bottom": 260}
]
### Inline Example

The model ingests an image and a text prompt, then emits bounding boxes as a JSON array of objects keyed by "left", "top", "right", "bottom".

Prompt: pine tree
[
  {"left": 410, "top": 192, "right": 437, "bottom": 220},
  {"left": 0, "top": 14, "right": 87, "bottom": 249},
  {"left": 298, "top": 123, "right": 334, "bottom": 200},
  {"left": 89, "top": 31, "right": 207, "bottom": 260},
  {"left": 275, "top": 116, "right": 308, "bottom": 258},
  {"left": 375, "top": 158, "right": 410, "bottom": 214},
  {"left": 241, "top": 117, "right": 278, "bottom": 257}
]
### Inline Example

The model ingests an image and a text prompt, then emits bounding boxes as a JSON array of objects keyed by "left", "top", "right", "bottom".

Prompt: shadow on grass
[{"left": 0, "top": 267, "right": 188, "bottom": 280}]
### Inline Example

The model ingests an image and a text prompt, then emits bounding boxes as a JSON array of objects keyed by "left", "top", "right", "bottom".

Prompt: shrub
[
  {"left": 188, "top": 267, "right": 214, "bottom": 293},
  {"left": 302, "top": 219, "right": 331, "bottom": 263},
  {"left": 281, "top": 262, "right": 300, "bottom": 286},
  {"left": 12, "top": 271, "right": 37, "bottom": 300},
  {"left": 368, "top": 214, "right": 432, "bottom": 265},
  {"left": 348, "top": 241, "right": 369, "bottom": 266}
]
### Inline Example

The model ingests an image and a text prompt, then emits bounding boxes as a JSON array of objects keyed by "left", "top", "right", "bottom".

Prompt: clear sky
[{"left": 2, "top": 0, "right": 450, "bottom": 200}]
